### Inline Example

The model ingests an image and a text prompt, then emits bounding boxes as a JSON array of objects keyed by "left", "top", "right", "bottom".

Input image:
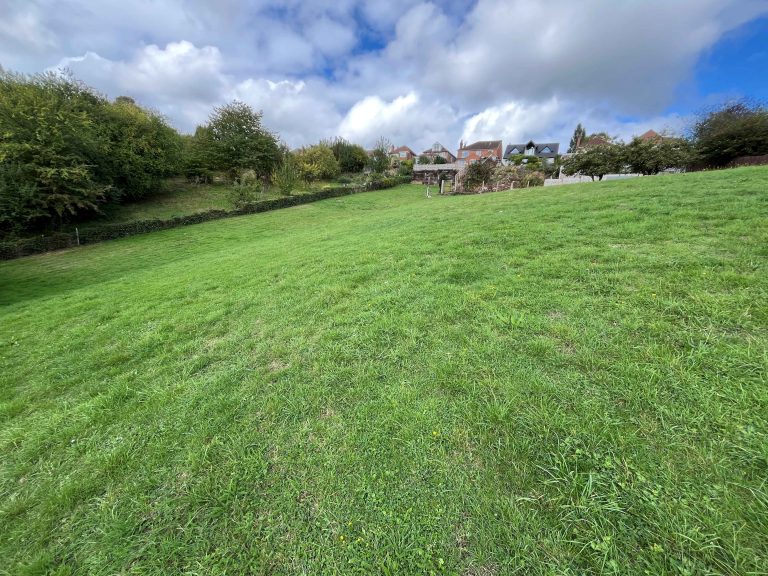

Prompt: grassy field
[
  {"left": 1, "top": 167, "right": 767, "bottom": 575},
  {"left": 95, "top": 178, "right": 333, "bottom": 224}
]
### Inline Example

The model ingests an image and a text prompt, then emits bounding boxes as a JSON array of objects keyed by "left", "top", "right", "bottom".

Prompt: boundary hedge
[{"left": 0, "top": 177, "right": 409, "bottom": 260}]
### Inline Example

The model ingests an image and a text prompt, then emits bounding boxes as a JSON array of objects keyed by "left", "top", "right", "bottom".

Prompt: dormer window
[
  {"left": 510, "top": 148, "right": 519, "bottom": 154},
  {"left": 541, "top": 146, "right": 552, "bottom": 154}
]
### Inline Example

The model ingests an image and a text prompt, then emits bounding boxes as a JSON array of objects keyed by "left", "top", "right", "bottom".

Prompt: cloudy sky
[{"left": 2, "top": 0, "right": 768, "bottom": 151}]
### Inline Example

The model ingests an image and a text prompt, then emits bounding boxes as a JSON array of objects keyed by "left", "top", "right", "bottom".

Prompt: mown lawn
[
  {"left": 1, "top": 168, "right": 767, "bottom": 575},
  {"left": 95, "top": 178, "right": 337, "bottom": 224}
]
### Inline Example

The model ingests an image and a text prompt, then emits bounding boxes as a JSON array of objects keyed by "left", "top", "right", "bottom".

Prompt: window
[
  {"left": 399, "top": 151, "right": 406, "bottom": 158},
  {"left": 510, "top": 148, "right": 519, "bottom": 154},
  {"left": 541, "top": 146, "right": 552, "bottom": 154},
  {"left": 461, "top": 151, "right": 468, "bottom": 158}
]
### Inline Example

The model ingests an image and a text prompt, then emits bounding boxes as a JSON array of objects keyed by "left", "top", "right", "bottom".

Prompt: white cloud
[
  {"left": 229, "top": 78, "right": 343, "bottom": 145},
  {"left": 339, "top": 92, "right": 459, "bottom": 148},
  {"left": 6, "top": 0, "right": 768, "bottom": 152},
  {"left": 54, "top": 41, "right": 224, "bottom": 99},
  {"left": 305, "top": 17, "right": 357, "bottom": 58},
  {"left": 462, "top": 98, "right": 565, "bottom": 144},
  {"left": 425, "top": 0, "right": 768, "bottom": 112}
]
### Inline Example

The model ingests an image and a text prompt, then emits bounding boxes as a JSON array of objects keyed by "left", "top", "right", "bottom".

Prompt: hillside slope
[{"left": 2, "top": 168, "right": 767, "bottom": 575}]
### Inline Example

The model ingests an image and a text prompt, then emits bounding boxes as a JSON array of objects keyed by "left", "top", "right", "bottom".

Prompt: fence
[{"left": 0, "top": 177, "right": 410, "bottom": 260}]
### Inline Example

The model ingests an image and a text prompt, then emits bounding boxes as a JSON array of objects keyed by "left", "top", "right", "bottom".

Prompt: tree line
[
  {"left": 562, "top": 102, "right": 768, "bottom": 181},
  {"left": 0, "top": 71, "right": 386, "bottom": 235}
]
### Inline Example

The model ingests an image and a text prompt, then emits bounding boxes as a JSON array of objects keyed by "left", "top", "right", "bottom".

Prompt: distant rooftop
[{"left": 460, "top": 140, "right": 502, "bottom": 150}]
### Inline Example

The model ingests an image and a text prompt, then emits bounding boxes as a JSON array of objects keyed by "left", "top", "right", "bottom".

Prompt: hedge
[{"left": 0, "top": 176, "right": 410, "bottom": 260}]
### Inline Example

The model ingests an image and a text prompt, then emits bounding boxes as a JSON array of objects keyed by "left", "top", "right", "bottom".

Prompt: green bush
[
  {"left": 398, "top": 159, "right": 414, "bottom": 178},
  {"left": 461, "top": 161, "right": 495, "bottom": 192},
  {"left": 273, "top": 155, "right": 301, "bottom": 195},
  {"left": 294, "top": 144, "right": 341, "bottom": 181},
  {"left": 0, "top": 71, "right": 110, "bottom": 226},
  {"left": 0, "top": 70, "right": 184, "bottom": 230},
  {"left": 691, "top": 102, "right": 768, "bottom": 167},
  {"left": 0, "top": 163, "right": 45, "bottom": 235},
  {"left": 625, "top": 137, "right": 691, "bottom": 175},
  {"left": 325, "top": 138, "right": 368, "bottom": 173},
  {"left": 98, "top": 97, "right": 183, "bottom": 201}
]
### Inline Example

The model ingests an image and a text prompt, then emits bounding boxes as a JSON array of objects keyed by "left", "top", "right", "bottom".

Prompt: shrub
[
  {"left": 0, "top": 163, "right": 45, "bottom": 235},
  {"left": 273, "top": 155, "right": 301, "bottom": 195},
  {"left": 324, "top": 138, "right": 368, "bottom": 173},
  {"left": 460, "top": 161, "right": 495, "bottom": 192},
  {"left": 0, "top": 71, "right": 110, "bottom": 226},
  {"left": 294, "top": 144, "right": 341, "bottom": 181},
  {"left": 369, "top": 137, "right": 392, "bottom": 173},
  {"left": 690, "top": 101, "right": 768, "bottom": 167},
  {"left": 231, "top": 179, "right": 262, "bottom": 208},
  {"left": 98, "top": 97, "right": 183, "bottom": 201},
  {"left": 625, "top": 137, "right": 692, "bottom": 175},
  {"left": 509, "top": 155, "right": 543, "bottom": 170}
]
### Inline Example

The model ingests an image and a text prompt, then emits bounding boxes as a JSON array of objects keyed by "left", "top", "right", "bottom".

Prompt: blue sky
[
  {"left": 693, "top": 16, "right": 768, "bottom": 104},
  {"left": 1, "top": 0, "right": 767, "bottom": 150}
]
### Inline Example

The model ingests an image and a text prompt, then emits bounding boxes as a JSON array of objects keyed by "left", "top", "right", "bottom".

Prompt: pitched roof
[
  {"left": 423, "top": 142, "right": 445, "bottom": 153},
  {"left": 504, "top": 142, "right": 560, "bottom": 157},
  {"left": 580, "top": 135, "right": 610, "bottom": 148},
  {"left": 421, "top": 145, "right": 456, "bottom": 160},
  {"left": 639, "top": 129, "right": 662, "bottom": 141},
  {"left": 390, "top": 145, "right": 415, "bottom": 155},
  {"left": 461, "top": 140, "right": 502, "bottom": 151}
]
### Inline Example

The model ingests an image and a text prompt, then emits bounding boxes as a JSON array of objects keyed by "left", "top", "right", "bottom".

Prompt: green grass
[
  {"left": 1, "top": 167, "right": 767, "bottom": 575},
  {"left": 95, "top": 178, "right": 333, "bottom": 224}
]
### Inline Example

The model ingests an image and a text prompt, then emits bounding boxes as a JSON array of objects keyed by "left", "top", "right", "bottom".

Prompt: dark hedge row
[
  {"left": 0, "top": 177, "right": 409, "bottom": 260},
  {"left": 730, "top": 154, "right": 768, "bottom": 167}
]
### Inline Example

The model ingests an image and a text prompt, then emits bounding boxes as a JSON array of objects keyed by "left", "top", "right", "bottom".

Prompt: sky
[{"left": 2, "top": 0, "right": 768, "bottom": 152}]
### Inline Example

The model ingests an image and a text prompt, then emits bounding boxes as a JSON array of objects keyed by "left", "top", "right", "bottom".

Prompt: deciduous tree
[
  {"left": 690, "top": 101, "right": 768, "bottom": 167},
  {"left": 203, "top": 101, "right": 281, "bottom": 179},
  {"left": 562, "top": 144, "right": 625, "bottom": 181}
]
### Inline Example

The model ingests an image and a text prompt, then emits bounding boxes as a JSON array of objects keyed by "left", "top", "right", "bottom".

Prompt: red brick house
[
  {"left": 389, "top": 145, "right": 417, "bottom": 162},
  {"left": 638, "top": 129, "right": 663, "bottom": 142},
  {"left": 579, "top": 135, "right": 611, "bottom": 149},
  {"left": 456, "top": 140, "right": 503, "bottom": 167}
]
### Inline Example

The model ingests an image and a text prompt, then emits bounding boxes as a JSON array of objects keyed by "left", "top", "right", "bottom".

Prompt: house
[
  {"left": 389, "top": 145, "right": 417, "bottom": 162},
  {"left": 579, "top": 135, "right": 611, "bottom": 149},
  {"left": 420, "top": 142, "right": 457, "bottom": 163},
  {"left": 638, "top": 129, "right": 663, "bottom": 142},
  {"left": 504, "top": 141, "right": 560, "bottom": 165},
  {"left": 456, "top": 140, "right": 503, "bottom": 167}
]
